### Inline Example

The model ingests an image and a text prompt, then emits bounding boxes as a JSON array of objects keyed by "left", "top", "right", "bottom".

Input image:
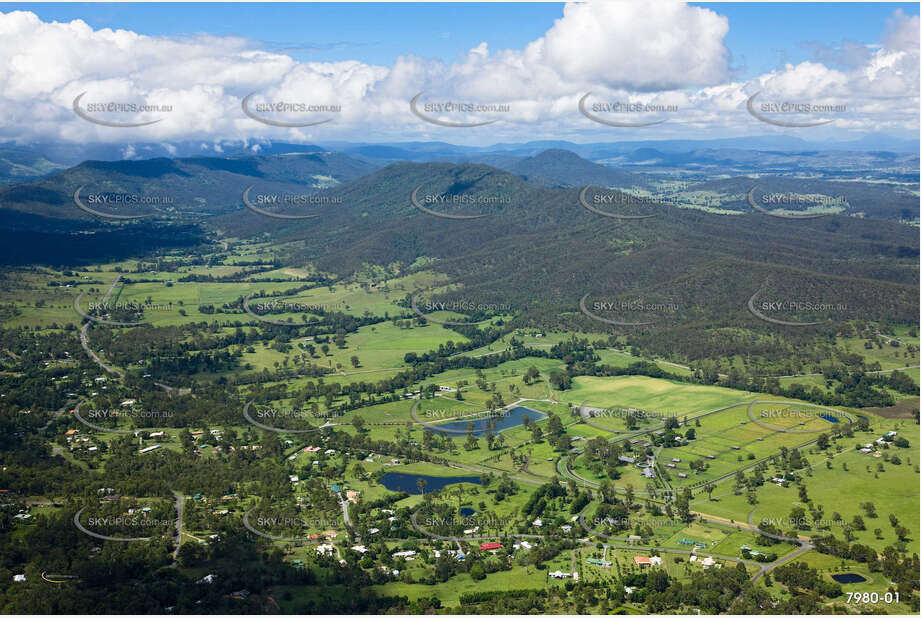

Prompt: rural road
[
  {"left": 80, "top": 323, "right": 124, "bottom": 377},
  {"left": 171, "top": 490, "right": 185, "bottom": 562}
]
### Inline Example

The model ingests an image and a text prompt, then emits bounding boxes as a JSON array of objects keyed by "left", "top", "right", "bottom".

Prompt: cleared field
[
  {"left": 658, "top": 402, "right": 845, "bottom": 489},
  {"left": 692, "top": 445, "right": 919, "bottom": 551},
  {"left": 560, "top": 375, "right": 749, "bottom": 417}
]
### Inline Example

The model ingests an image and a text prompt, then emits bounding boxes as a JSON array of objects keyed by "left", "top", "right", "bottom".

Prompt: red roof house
[
  {"left": 479, "top": 542, "right": 503, "bottom": 551},
  {"left": 634, "top": 556, "right": 652, "bottom": 566}
]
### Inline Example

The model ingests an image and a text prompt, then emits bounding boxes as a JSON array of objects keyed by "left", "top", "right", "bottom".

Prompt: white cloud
[{"left": 0, "top": 3, "right": 915, "bottom": 147}]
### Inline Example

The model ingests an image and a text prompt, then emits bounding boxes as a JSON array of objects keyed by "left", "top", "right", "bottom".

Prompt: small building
[
  {"left": 548, "top": 570, "right": 571, "bottom": 579},
  {"left": 677, "top": 473, "right": 688, "bottom": 478},
  {"left": 479, "top": 542, "right": 503, "bottom": 551},
  {"left": 316, "top": 544, "right": 335, "bottom": 556},
  {"left": 138, "top": 444, "right": 161, "bottom": 454},
  {"left": 634, "top": 556, "right": 652, "bottom": 566}
]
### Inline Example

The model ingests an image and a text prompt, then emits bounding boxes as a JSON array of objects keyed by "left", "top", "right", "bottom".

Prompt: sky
[{"left": 0, "top": 1, "right": 917, "bottom": 148}]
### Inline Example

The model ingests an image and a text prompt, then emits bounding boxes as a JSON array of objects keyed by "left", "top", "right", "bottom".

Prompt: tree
[
  {"left": 352, "top": 416, "right": 365, "bottom": 432},
  {"left": 350, "top": 355, "right": 360, "bottom": 368},
  {"left": 530, "top": 423, "right": 543, "bottom": 443},
  {"left": 469, "top": 563, "right": 486, "bottom": 580},
  {"left": 685, "top": 428, "right": 696, "bottom": 440},
  {"left": 417, "top": 478, "right": 427, "bottom": 495},
  {"left": 523, "top": 366, "right": 540, "bottom": 385}
]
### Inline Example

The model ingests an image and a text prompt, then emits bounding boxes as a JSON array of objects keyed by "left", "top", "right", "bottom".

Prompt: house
[
  {"left": 392, "top": 550, "right": 416, "bottom": 558},
  {"left": 289, "top": 475, "right": 299, "bottom": 482},
  {"left": 230, "top": 590, "right": 250, "bottom": 600},
  {"left": 532, "top": 519, "right": 543, "bottom": 527},
  {"left": 561, "top": 525, "right": 572, "bottom": 532},
  {"left": 13, "top": 574, "right": 25, "bottom": 582},
  {"left": 677, "top": 473, "right": 688, "bottom": 478},
  {"left": 316, "top": 544, "right": 335, "bottom": 556},
  {"left": 859, "top": 448, "right": 873, "bottom": 454},
  {"left": 700, "top": 556, "right": 718, "bottom": 569},
  {"left": 667, "top": 463, "right": 676, "bottom": 468},
  {"left": 351, "top": 545, "right": 368, "bottom": 554},
  {"left": 586, "top": 558, "right": 612, "bottom": 567},
  {"left": 642, "top": 467, "right": 655, "bottom": 478},
  {"left": 479, "top": 542, "right": 503, "bottom": 551},
  {"left": 627, "top": 535, "right": 643, "bottom": 544},
  {"left": 548, "top": 570, "right": 571, "bottom": 579},
  {"left": 650, "top": 556, "right": 662, "bottom": 565},
  {"left": 138, "top": 444, "right": 161, "bottom": 454},
  {"left": 197, "top": 574, "right": 217, "bottom": 584},
  {"left": 618, "top": 455, "right": 636, "bottom": 464},
  {"left": 634, "top": 556, "right": 652, "bottom": 566},
  {"left": 513, "top": 541, "right": 533, "bottom": 550}
]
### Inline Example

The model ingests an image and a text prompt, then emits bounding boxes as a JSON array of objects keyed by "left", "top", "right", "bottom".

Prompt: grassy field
[{"left": 691, "top": 443, "right": 919, "bottom": 551}]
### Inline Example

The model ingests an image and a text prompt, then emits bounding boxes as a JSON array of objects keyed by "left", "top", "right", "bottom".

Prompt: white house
[
  {"left": 392, "top": 550, "right": 416, "bottom": 558},
  {"left": 316, "top": 544, "right": 335, "bottom": 556}
]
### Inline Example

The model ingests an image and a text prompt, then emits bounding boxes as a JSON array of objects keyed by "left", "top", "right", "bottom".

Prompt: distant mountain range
[
  {"left": 1, "top": 131, "right": 916, "bottom": 171},
  {"left": 0, "top": 151, "right": 377, "bottom": 222}
]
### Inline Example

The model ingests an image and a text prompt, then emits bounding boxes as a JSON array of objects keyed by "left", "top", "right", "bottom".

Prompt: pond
[
  {"left": 830, "top": 573, "right": 867, "bottom": 584},
  {"left": 425, "top": 405, "right": 548, "bottom": 436},
  {"left": 459, "top": 507, "right": 475, "bottom": 516},
  {"left": 378, "top": 472, "right": 481, "bottom": 494},
  {"left": 819, "top": 413, "right": 840, "bottom": 423}
]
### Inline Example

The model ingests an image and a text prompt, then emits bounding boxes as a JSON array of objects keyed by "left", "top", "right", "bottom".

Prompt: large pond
[
  {"left": 378, "top": 472, "right": 481, "bottom": 494},
  {"left": 830, "top": 573, "right": 867, "bottom": 584},
  {"left": 425, "top": 405, "right": 548, "bottom": 436}
]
